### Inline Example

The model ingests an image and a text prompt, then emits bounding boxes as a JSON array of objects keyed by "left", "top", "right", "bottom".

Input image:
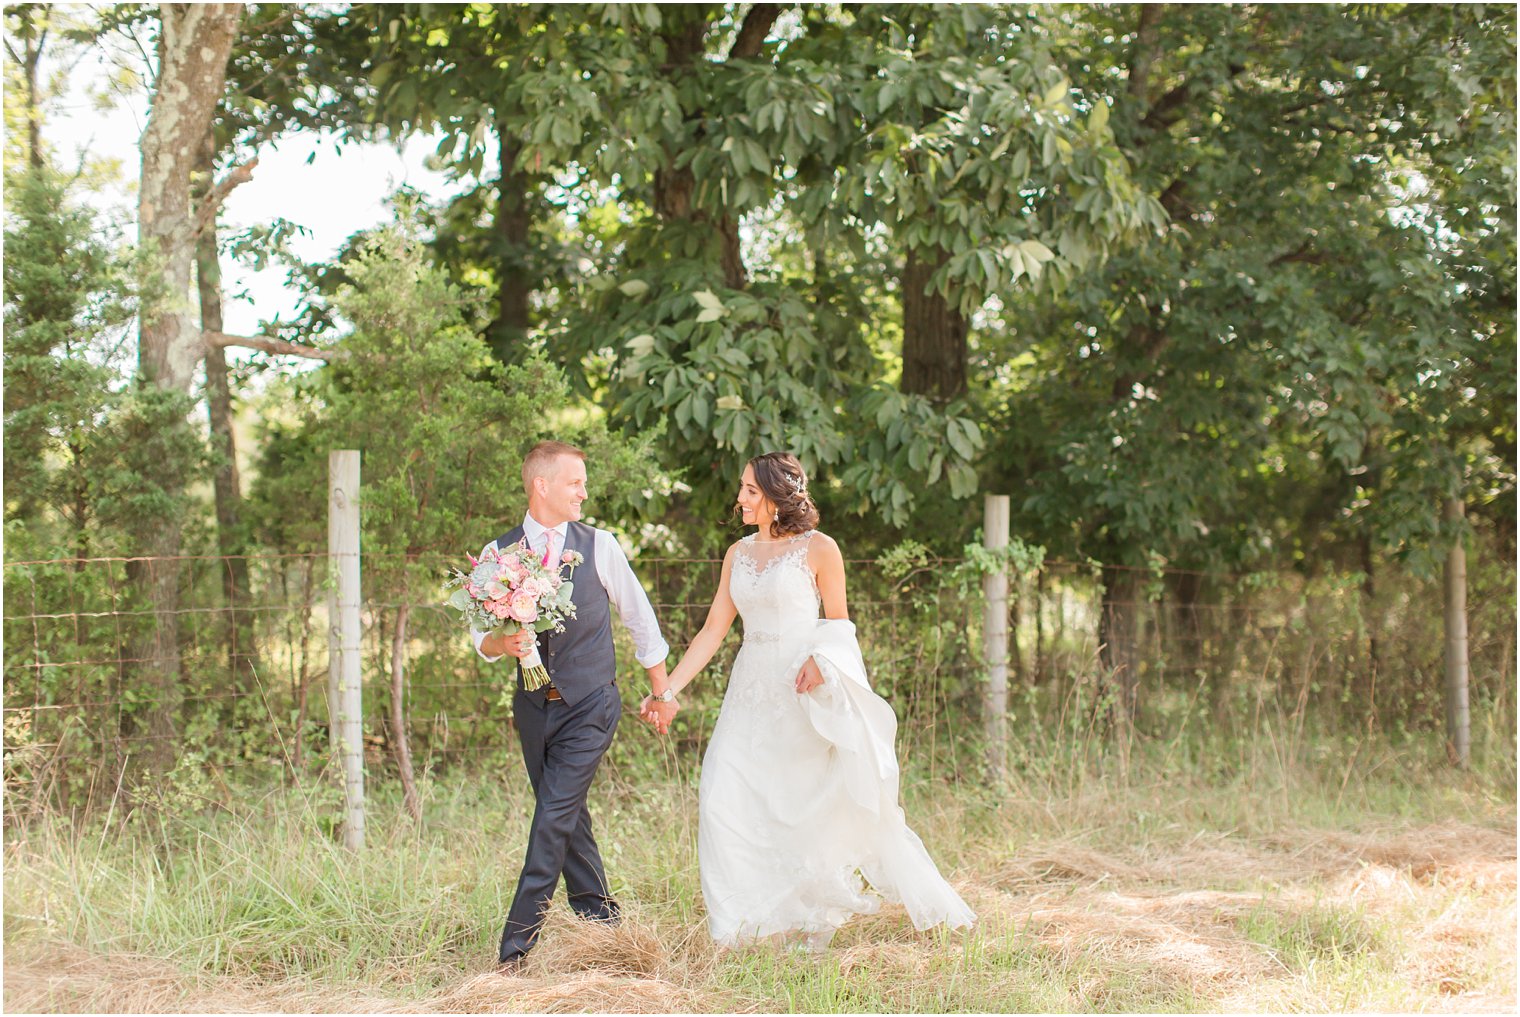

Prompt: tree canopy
[{"left": 2, "top": 2, "right": 1513, "bottom": 775}]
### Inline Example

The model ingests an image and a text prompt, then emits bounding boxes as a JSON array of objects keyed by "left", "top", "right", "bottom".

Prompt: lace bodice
[
  {"left": 718, "top": 531, "right": 821, "bottom": 718},
  {"left": 729, "top": 531, "right": 820, "bottom": 644}
]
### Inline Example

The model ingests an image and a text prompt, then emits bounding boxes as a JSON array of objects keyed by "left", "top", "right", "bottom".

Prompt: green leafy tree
[
  {"left": 987, "top": 4, "right": 1515, "bottom": 727},
  {"left": 340, "top": 2, "right": 568, "bottom": 365},
  {"left": 416, "top": 4, "right": 1159, "bottom": 533},
  {"left": 2, "top": 171, "right": 136, "bottom": 543},
  {"left": 191, "top": 2, "right": 373, "bottom": 706},
  {"left": 98, "top": 1, "right": 352, "bottom": 773},
  {"left": 245, "top": 222, "right": 657, "bottom": 812},
  {"left": 2, "top": 159, "right": 211, "bottom": 801}
]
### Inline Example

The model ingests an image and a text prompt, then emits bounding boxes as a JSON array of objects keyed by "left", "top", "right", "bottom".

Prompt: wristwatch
[{"left": 652, "top": 688, "right": 677, "bottom": 703}]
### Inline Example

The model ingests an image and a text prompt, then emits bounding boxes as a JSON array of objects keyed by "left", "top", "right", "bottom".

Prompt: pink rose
[
  {"left": 561, "top": 550, "right": 576, "bottom": 564},
  {"left": 507, "top": 590, "right": 539, "bottom": 624},
  {"left": 486, "top": 599, "right": 512, "bottom": 619}
]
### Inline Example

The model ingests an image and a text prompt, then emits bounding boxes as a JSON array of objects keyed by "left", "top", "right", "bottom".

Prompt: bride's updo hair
[{"left": 747, "top": 452, "right": 820, "bottom": 538}]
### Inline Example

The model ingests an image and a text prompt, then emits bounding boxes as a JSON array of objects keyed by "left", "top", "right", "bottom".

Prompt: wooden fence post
[
  {"left": 1444, "top": 496, "right": 1470, "bottom": 769},
  {"left": 983, "top": 494, "right": 1011, "bottom": 781},
  {"left": 328, "top": 450, "right": 365, "bottom": 849}
]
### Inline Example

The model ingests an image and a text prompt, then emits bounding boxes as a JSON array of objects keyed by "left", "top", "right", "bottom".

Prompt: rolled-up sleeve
[
  {"left": 595, "top": 530, "right": 669, "bottom": 669},
  {"left": 470, "top": 540, "right": 504, "bottom": 663}
]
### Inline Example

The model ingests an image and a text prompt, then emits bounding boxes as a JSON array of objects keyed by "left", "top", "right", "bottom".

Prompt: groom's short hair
[{"left": 523, "top": 440, "right": 587, "bottom": 490}]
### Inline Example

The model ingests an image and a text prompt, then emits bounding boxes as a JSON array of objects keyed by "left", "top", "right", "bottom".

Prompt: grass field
[{"left": 3, "top": 731, "right": 1515, "bottom": 1013}]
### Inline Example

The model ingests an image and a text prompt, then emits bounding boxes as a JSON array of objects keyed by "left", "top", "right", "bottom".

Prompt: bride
[{"left": 640, "top": 452, "right": 975, "bottom": 949}]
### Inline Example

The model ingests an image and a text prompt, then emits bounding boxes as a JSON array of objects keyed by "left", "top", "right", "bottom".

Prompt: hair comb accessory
[{"left": 786, "top": 474, "right": 807, "bottom": 497}]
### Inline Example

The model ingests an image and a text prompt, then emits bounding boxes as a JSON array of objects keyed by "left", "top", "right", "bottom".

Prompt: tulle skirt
[{"left": 697, "top": 620, "right": 975, "bottom": 948}]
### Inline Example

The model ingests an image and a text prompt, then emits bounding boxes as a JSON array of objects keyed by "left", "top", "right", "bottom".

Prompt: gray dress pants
[{"left": 499, "top": 681, "right": 621, "bottom": 962}]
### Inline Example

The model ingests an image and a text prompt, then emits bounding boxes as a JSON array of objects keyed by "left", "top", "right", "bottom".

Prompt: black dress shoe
[
  {"left": 575, "top": 908, "right": 621, "bottom": 927},
  {"left": 570, "top": 898, "right": 621, "bottom": 925},
  {"left": 498, "top": 955, "right": 527, "bottom": 976}
]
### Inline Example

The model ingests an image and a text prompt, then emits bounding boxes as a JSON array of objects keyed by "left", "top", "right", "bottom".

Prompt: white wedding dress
[{"left": 697, "top": 531, "right": 976, "bottom": 948}]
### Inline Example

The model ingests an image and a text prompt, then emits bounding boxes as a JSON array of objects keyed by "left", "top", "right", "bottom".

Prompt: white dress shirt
[{"left": 471, "top": 513, "right": 670, "bottom": 669}]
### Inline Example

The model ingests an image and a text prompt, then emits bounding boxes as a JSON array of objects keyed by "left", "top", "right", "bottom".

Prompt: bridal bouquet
[{"left": 444, "top": 542, "right": 582, "bottom": 691}]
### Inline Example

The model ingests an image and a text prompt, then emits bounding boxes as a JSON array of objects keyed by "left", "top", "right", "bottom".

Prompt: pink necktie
[{"left": 541, "top": 530, "right": 556, "bottom": 567}]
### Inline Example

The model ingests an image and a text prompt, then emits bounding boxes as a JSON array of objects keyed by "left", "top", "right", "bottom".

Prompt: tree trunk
[
  {"left": 1034, "top": 567, "right": 1046, "bottom": 684},
  {"left": 717, "top": 213, "right": 745, "bottom": 290},
  {"left": 291, "top": 556, "right": 315, "bottom": 775},
  {"left": 1010, "top": 578, "right": 1024, "bottom": 689},
  {"left": 1443, "top": 497, "right": 1470, "bottom": 768},
  {"left": 1099, "top": 564, "right": 1140, "bottom": 736},
  {"left": 69, "top": 434, "right": 90, "bottom": 564},
  {"left": 486, "top": 127, "right": 534, "bottom": 364},
  {"left": 195, "top": 131, "right": 260, "bottom": 707},
  {"left": 1170, "top": 570, "right": 1221, "bottom": 715},
  {"left": 122, "top": 524, "right": 186, "bottom": 772},
  {"left": 14, "top": 11, "right": 46, "bottom": 171},
  {"left": 652, "top": 168, "right": 746, "bottom": 291},
  {"left": 130, "top": 2, "right": 242, "bottom": 775},
  {"left": 390, "top": 604, "right": 422, "bottom": 822},
  {"left": 138, "top": 4, "right": 243, "bottom": 392},
  {"left": 1126, "top": 4, "right": 1163, "bottom": 106},
  {"left": 654, "top": 9, "right": 746, "bottom": 290},
  {"left": 1054, "top": 577, "right": 1068, "bottom": 690},
  {"left": 1204, "top": 583, "right": 1233, "bottom": 724},
  {"left": 1357, "top": 533, "right": 1380, "bottom": 722},
  {"left": 900, "top": 247, "right": 968, "bottom": 402}
]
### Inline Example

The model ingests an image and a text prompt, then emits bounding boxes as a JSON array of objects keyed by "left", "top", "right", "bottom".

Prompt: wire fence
[{"left": 4, "top": 547, "right": 1515, "bottom": 812}]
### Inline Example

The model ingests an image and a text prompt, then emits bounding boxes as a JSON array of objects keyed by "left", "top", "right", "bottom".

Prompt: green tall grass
[{"left": 4, "top": 719, "right": 1515, "bottom": 1013}]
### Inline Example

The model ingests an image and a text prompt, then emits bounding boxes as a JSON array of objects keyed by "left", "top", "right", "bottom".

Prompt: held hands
[
  {"left": 795, "top": 656, "right": 824, "bottom": 695},
  {"left": 639, "top": 695, "right": 679, "bottom": 735}
]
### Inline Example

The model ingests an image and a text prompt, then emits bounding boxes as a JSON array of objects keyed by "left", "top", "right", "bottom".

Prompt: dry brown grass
[
  {"left": 0, "top": 943, "right": 391, "bottom": 1014},
  {"left": 4, "top": 809, "right": 1514, "bottom": 1013},
  {"left": 997, "top": 818, "right": 1517, "bottom": 1013},
  {"left": 3, "top": 921, "right": 736, "bottom": 1014}
]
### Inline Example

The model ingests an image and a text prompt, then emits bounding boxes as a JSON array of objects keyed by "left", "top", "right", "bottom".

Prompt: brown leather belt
[{"left": 544, "top": 686, "right": 562, "bottom": 701}]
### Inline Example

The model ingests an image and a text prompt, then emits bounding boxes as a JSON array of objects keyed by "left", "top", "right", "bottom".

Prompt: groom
[{"left": 474, "top": 440, "right": 677, "bottom": 970}]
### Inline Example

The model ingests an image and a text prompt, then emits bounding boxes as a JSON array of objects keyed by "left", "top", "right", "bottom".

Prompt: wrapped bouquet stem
[
  {"left": 516, "top": 637, "right": 551, "bottom": 691},
  {"left": 444, "top": 541, "right": 582, "bottom": 692}
]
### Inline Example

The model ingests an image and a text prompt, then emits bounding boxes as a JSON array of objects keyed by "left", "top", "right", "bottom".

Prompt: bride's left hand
[{"left": 795, "top": 656, "right": 824, "bottom": 694}]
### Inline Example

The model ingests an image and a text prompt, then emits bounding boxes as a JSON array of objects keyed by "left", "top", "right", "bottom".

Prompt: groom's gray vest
[{"left": 495, "top": 520, "right": 615, "bottom": 707}]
